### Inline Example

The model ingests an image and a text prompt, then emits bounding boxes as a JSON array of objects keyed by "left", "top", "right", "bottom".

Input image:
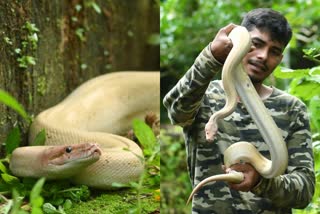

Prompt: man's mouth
[{"left": 248, "top": 60, "right": 267, "bottom": 73}]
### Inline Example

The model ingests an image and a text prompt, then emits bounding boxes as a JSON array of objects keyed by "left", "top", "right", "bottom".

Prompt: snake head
[
  {"left": 204, "top": 122, "right": 218, "bottom": 142},
  {"left": 42, "top": 143, "right": 102, "bottom": 179}
]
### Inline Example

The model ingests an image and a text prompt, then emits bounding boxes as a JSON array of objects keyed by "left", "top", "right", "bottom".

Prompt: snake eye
[{"left": 66, "top": 146, "right": 72, "bottom": 153}]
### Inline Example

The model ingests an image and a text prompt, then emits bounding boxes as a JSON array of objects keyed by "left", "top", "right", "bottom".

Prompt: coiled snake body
[
  {"left": 187, "top": 27, "right": 288, "bottom": 203},
  {"left": 10, "top": 71, "right": 160, "bottom": 189}
]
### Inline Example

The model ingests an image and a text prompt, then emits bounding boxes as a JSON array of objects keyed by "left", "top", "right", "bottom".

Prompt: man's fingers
[
  {"left": 228, "top": 182, "right": 251, "bottom": 192},
  {"left": 210, "top": 23, "right": 240, "bottom": 63},
  {"left": 216, "top": 23, "right": 238, "bottom": 50},
  {"left": 220, "top": 23, "right": 238, "bottom": 34}
]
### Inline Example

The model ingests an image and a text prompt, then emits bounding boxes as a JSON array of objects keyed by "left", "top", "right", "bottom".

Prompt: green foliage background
[{"left": 160, "top": 0, "right": 320, "bottom": 213}]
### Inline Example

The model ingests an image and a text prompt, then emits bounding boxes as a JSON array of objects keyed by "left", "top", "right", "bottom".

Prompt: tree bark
[{"left": 0, "top": 0, "right": 159, "bottom": 148}]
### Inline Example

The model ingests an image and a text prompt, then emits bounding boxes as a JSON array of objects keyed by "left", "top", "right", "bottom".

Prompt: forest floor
[{"left": 67, "top": 187, "right": 160, "bottom": 214}]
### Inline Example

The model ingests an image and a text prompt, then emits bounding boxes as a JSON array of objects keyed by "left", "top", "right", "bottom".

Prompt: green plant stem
[
  {"left": 0, "top": 192, "right": 11, "bottom": 196},
  {"left": 0, "top": 193, "right": 9, "bottom": 201}
]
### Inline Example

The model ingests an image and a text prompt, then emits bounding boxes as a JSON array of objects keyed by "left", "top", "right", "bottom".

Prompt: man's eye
[
  {"left": 252, "top": 41, "right": 261, "bottom": 48},
  {"left": 271, "top": 49, "right": 282, "bottom": 56}
]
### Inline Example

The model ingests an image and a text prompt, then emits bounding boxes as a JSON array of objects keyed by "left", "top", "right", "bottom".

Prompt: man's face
[{"left": 242, "top": 28, "right": 285, "bottom": 84}]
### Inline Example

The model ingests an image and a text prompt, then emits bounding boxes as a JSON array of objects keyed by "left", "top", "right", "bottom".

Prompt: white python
[
  {"left": 10, "top": 71, "right": 160, "bottom": 189},
  {"left": 187, "top": 26, "right": 288, "bottom": 204}
]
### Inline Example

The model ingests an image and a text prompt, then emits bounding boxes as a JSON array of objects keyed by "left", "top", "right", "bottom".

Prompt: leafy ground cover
[{"left": 67, "top": 188, "right": 159, "bottom": 214}]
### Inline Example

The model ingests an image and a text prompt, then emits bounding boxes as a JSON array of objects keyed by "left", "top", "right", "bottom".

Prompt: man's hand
[
  {"left": 210, "top": 23, "right": 238, "bottom": 63},
  {"left": 223, "top": 163, "right": 261, "bottom": 192}
]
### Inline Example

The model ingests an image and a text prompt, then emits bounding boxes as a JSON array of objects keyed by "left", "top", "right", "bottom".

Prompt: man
[{"left": 163, "top": 8, "right": 315, "bottom": 213}]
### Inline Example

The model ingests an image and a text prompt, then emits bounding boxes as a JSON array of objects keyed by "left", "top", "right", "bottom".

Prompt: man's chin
[{"left": 248, "top": 74, "right": 263, "bottom": 84}]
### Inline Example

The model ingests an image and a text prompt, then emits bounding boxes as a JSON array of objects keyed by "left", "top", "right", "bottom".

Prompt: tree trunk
[{"left": 0, "top": 0, "right": 159, "bottom": 148}]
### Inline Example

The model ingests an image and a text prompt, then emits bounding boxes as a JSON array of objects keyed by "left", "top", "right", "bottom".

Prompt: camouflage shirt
[{"left": 163, "top": 44, "right": 315, "bottom": 214}]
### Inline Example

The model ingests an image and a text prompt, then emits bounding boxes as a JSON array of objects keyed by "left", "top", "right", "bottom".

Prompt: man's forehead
[{"left": 249, "top": 28, "right": 285, "bottom": 51}]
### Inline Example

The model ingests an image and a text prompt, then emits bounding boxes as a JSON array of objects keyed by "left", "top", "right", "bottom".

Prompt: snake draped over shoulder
[{"left": 10, "top": 71, "right": 160, "bottom": 189}]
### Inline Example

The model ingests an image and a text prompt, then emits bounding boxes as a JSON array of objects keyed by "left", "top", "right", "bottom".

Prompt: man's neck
[{"left": 253, "top": 83, "right": 273, "bottom": 100}]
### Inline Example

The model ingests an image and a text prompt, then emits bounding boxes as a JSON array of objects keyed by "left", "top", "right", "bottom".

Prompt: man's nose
[{"left": 256, "top": 48, "right": 268, "bottom": 61}]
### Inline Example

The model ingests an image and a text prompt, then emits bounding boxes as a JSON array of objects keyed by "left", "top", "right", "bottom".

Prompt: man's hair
[{"left": 241, "top": 8, "right": 292, "bottom": 47}]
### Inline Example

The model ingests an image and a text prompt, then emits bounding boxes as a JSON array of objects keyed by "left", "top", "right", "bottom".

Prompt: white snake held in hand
[
  {"left": 10, "top": 71, "right": 160, "bottom": 189},
  {"left": 187, "top": 27, "right": 288, "bottom": 204}
]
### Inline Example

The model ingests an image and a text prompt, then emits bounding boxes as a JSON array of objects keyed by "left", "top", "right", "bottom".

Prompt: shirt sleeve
[
  {"left": 163, "top": 43, "right": 222, "bottom": 127},
  {"left": 251, "top": 100, "right": 315, "bottom": 209}
]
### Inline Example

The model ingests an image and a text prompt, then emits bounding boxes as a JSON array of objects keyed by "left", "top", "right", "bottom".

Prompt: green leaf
[
  {"left": 5, "top": 126, "right": 21, "bottom": 155},
  {"left": 32, "top": 196, "right": 44, "bottom": 207},
  {"left": 75, "top": 4, "right": 82, "bottom": 12},
  {"left": 30, "top": 177, "right": 45, "bottom": 201},
  {"left": 0, "top": 161, "right": 7, "bottom": 173},
  {"left": 42, "top": 203, "right": 56, "bottom": 213},
  {"left": 1, "top": 173, "right": 20, "bottom": 185},
  {"left": 43, "top": 203, "right": 63, "bottom": 214},
  {"left": 91, "top": 2, "right": 101, "bottom": 14},
  {"left": 309, "top": 96, "right": 320, "bottom": 132},
  {"left": 314, "top": 141, "right": 320, "bottom": 151},
  {"left": 63, "top": 199, "right": 72, "bottom": 210},
  {"left": 31, "top": 202, "right": 44, "bottom": 214},
  {"left": 132, "top": 119, "right": 156, "bottom": 154},
  {"left": 0, "top": 199, "right": 12, "bottom": 214},
  {"left": 4, "top": 36, "right": 12, "bottom": 45},
  {"left": 14, "top": 48, "right": 21, "bottom": 54},
  {"left": 303, "top": 48, "right": 320, "bottom": 64},
  {"left": 30, "top": 179, "right": 45, "bottom": 213},
  {"left": 0, "top": 89, "right": 30, "bottom": 122},
  {"left": 0, "top": 181, "right": 11, "bottom": 192},
  {"left": 309, "top": 66, "right": 320, "bottom": 75},
  {"left": 32, "top": 129, "right": 46, "bottom": 146},
  {"left": 289, "top": 78, "right": 320, "bottom": 101},
  {"left": 17, "top": 56, "right": 36, "bottom": 68},
  {"left": 11, "top": 189, "right": 24, "bottom": 214},
  {"left": 24, "top": 21, "right": 39, "bottom": 33},
  {"left": 30, "top": 178, "right": 45, "bottom": 213},
  {"left": 75, "top": 28, "right": 85, "bottom": 41},
  {"left": 273, "top": 67, "right": 310, "bottom": 79},
  {"left": 111, "top": 182, "right": 130, "bottom": 188}
]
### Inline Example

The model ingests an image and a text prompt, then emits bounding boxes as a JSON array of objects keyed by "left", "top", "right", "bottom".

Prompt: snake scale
[
  {"left": 10, "top": 71, "right": 160, "bottom": 189},
  {"left": 187, "top": 26, "right": 288, "bottom": 204}
]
